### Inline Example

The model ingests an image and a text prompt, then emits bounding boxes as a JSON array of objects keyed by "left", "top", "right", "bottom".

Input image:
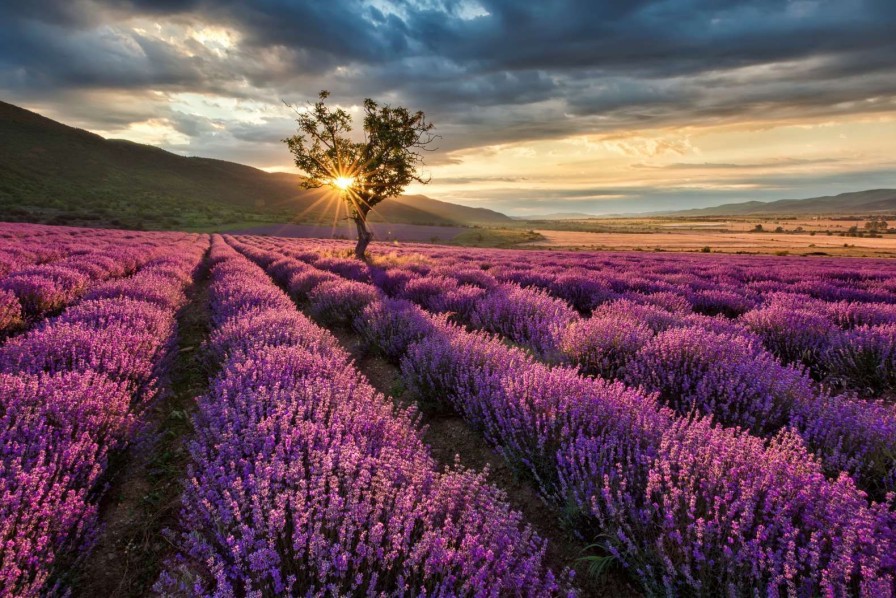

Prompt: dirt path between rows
[
  {"left": 222, "top": 236, "right": 641, "bottom": 596},
  {"left": 327, "top": 326, "right": 641, "bottom": 598},
  {"left": 70, "top": 258, "right": 212, "bottom": 597}
]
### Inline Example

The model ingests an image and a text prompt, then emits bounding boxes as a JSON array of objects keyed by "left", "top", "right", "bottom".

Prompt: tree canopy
[{"left": 284, "top": 90, "right": 437, "bottom": 259}]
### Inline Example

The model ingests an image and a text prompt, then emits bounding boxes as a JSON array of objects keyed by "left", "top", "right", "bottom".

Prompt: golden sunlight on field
[{"left": 525, "top": 229, "right": 896, "bottom": 257}]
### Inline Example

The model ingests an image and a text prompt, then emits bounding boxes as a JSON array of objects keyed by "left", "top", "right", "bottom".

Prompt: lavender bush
[
  {"left": 560, "top": 313, "right": 654, "bottom": 379},
  {"left": 741, "top": 303, "right": 838, "bottom": 375},
  {"left": 0, "top": 230, "right": 205, "bottom": 596},
  {"left": 207, "top": 234, "right": 896, "bottom": 596},
  {"left": 307, "top": 278, "right": 382, "bottom": 325},
  {"left": 157, "top": 237, "right": 564, "bottom": 595},
  {"left": 823, "top": 324, "right": 896, "bottom": 397}
]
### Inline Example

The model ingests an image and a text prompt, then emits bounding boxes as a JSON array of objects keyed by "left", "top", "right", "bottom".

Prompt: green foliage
[
  {"left": 450, "top": 228, "right": 544, "bottom": 247},
  {"left": 0, "top": 102, "right": 301, "bottom": 229},
  {"left": 283, "top": 90, "right": 437, "bottom": 221},
  {"left": 576, "top": 542, "right": 619, "bottom": 583},
  {"left": 0, "top": 101, "right": 513, "bottom": 231},
  {"left": 865, "top": 216, "right": 889, "bottom": 231}
]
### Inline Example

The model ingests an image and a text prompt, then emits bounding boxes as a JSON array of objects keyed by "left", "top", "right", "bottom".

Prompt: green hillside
[{"left": 0, "top": 100, "right": 511, "bottom": 230}]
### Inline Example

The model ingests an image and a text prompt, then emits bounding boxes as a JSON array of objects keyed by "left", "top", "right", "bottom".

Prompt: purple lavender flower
[
  {"left": 741, "top": 303, "right": 838, "bottom": 374},
  {"left": 0, "top": 289, "right": 23, "bottom": 334},
  {"left": 209, "top": 234, "right": 896, "bottom": 596},
  {"left": 625, "top": 326, "right": 811, "bottom": 435},
  {"left": 823, "top": 324, "right": 896, "bottom": 396},
  {"left": 307, "top": 278, "right": 382, "bottom": 325},
  {"left": 559, "top": 313, "right": 654, "bottom": 379},
  {"left": 0, "top": 230, "right": 205, "bottom": 595},
  {"left": 354, "top": 297, "right": 437, "bottom": 360},
  {"left": 158, "top": 237, "right": 564, "bottom": 596},
  {"left": 469, "top": 284, "right": 579, "bottom": 359}
]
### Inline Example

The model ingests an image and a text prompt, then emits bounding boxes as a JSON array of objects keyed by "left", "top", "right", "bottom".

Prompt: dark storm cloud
[
  {"left": 0, "top": 17, "right": 211, "bottom": 90},
  {"left": 0, "top": 0, "right": 417, "bottom": 78},
  {"left": 1, "top": 0, "right": 895, "bottom": 167},
  {"left": 3, "top": 2, "right": 894, "bottom": 91},
  {"left": 419, "top": 0, "right": 896, "bottom": 76}
]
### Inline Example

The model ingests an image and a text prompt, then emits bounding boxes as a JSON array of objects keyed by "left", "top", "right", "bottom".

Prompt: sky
[{"left": 1, "top": 0, "right": 895, "bottom": 216}]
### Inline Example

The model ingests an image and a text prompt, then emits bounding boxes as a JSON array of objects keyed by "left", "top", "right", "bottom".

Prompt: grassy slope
[{"left": 0, "top": 100, "right": 511, "bottom": 230}]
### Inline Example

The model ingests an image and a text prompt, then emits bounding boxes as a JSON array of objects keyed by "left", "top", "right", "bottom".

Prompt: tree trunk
[{"left": 353, "top": 213, "right": 373, "bottom": 260}]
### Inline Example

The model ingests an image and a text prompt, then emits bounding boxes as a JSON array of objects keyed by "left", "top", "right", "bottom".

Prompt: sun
[{"left": 332, "top": 176, "right": 355, "bottom": 191}]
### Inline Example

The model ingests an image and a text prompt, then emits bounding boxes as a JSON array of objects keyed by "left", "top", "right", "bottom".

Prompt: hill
[
  {"left": 0, "top": 100, "right": 511, "bottom": 230},
  {"left": 654, "top": 189, "right": 896, "bottom": 217}
]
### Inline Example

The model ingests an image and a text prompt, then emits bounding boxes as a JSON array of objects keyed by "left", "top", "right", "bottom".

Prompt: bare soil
[
  {"left": 524, "top": 228, "right": 896, "bottom": 256},
  {"left": 224, "top": 237, "right": 641, "bottom": 595},
  {"left": 328, "top": 327, "right": 641, "bottom": 597},
  {"left": 70, "top": 259, "right": 212, "bottom": 597}
]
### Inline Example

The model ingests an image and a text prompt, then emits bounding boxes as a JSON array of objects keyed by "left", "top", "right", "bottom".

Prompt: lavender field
[{"left": 2, "top": 222, "right": 896, "bottom": 597}]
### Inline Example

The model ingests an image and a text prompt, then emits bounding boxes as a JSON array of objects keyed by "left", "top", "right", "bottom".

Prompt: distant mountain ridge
[
  {"left": 0, "top": 100, "right": 511, "bottom": 230},
  {"left": 653, "top": 189, "right": 896, "bottom": 217}
]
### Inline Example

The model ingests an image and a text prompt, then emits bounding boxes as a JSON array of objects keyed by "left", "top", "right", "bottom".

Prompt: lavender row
[
  {"left": 0, "top": 223, "right": 176, "bottom": 279},
  {"left": 373, "top": 244, "right": 896, "bottom": 495},
  {"left": 375, "top": 253, "right": 896, "bottom": 497},
  {"left": 474, "top": 248, "right": 896, "bottom": 395},
  {"left": 565, "top": 302, "right": 896, "bottom": 498},
  {"left": 243, "top": 237, "right": 896, "bottom": 498},
  {"left": 739, "top": 296, "right": 896, "bottom": 394},
  {"left": 227, "top": 236, "right": 896, "bottom": 597},
  {"left": 393, "top": 241, "right": 895, "bottom": 305},
  {"left": 253, "top": 236, "right": 895, "bottom": 313},
  {"left": 157, "top": 237, "right": 563, "bottom": 595},
  {"left": 0, "top": 238, "right": 205, "bottom": 596},
  {"left": 1, "top": 249, "right": 141, "bottom": 336},
  {"left": 0, "top": 229, "right": 201, "bottom": 337},
  {"left": 0, "top": 224, "right": 96, "bottom": 277},
  {"left": 379, "top": 245, "right": 896, "bottom": 396},
  {"left": 230, "top": 236, "right": 578, "bottom": 360},
  {"left": 156, "top": 237, "right": 896, "bottom": 399},
  {"left": 310, "top": 239, "right": 895, "bottom": 396},
  {"left": 464, "top": 257, "right": 896, "bottom": 399}
]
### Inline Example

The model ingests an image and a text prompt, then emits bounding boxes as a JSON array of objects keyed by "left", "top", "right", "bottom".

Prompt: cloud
[
  {"left": 3, "top": 1, "right": 894, "bottom": 112},
  {"left": 632, "top": 158, "right": 843, "bottom": 170},
  {"left": 437, "top": 166, "right": 896, "bottom": 216},
  {"left": 1, "top": 0, "right": 895, "bottom": 211}
]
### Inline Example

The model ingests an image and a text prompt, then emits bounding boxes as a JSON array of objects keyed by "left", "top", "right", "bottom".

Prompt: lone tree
[{"left": 284, "top": 91, "right": 437, "bottom": 259}]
